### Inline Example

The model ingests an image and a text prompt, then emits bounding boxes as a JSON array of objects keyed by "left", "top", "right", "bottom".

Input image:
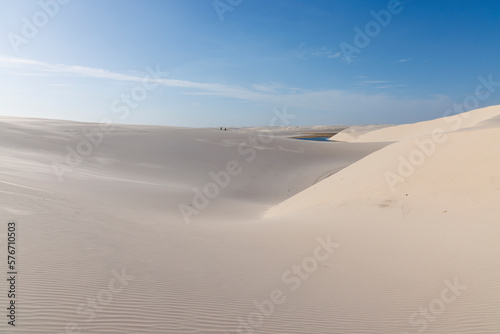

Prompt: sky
[{"left": 1, "top": 0, "right": 500, "bottom": 127}]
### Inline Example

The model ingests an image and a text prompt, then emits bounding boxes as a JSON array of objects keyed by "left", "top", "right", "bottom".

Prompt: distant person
[{"left": 224, "top": 128, "right": 227, "bottom": 131}]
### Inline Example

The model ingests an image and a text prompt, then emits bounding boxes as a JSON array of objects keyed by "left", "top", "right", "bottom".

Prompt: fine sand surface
[
  {"left": 0, "top": 105, "right": 499, "bottom": 333},
  {"left": 0, "top": 116, "right": 383, "bottom": 333}
]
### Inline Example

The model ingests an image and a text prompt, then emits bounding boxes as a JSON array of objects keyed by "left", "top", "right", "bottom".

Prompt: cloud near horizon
[{"left": 0, "top": 55, "right": 454, "bottom": 124}]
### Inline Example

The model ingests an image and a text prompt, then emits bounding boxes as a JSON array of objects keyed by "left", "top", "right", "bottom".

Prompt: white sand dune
[
  {"left": 0, "top": 116, "right": 382, "bottom": 333},
  {"left": 1, "top": 106, "right": 499, "bottom": 333},
  {"left": 268, "top": 106, "right": 500, "bottom": 216},
  {"left": 332, "top": 105, "right": 500, "bottom": 143},
  {"left": 265, "top": 106, "right": 500, "bottom": 333}
]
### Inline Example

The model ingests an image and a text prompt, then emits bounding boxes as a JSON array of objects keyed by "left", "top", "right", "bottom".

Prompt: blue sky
[{"left": 1, "top": 0, "right": 500, "bottom": 127}]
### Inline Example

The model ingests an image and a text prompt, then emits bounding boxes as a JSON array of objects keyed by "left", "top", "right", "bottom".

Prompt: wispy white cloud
[
  {"left": 251, "top": 83, "right": 304, "bottom": 94},
  {"left": 399, "top": 58, "right": 412, "bottom": 62},
  {"left": 293, "top": 44, "right": 342, "bottom": 61},
  {"left": 374, "top": 85, "right": 407, "bottom": 89},
  {"left": 355, "top": 80, "right": 407, "bottom": 90},
  {"left": 0, "top": 56, "right": 451, "bottom": 123},
  {"left": 356, "top": 80, "right": 390, "bottom": 85},
  {"left": 311, "top": 47, "right": 341, "bottom": 59},
  {"left": 0, "top": 56, "right": 142, "bottom": 82}
]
